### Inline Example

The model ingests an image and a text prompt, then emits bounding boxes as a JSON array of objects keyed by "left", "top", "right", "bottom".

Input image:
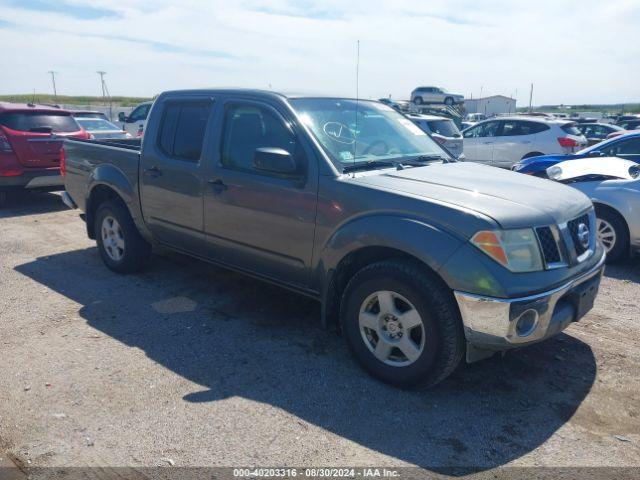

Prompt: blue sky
[{"left": 0, "top": 0, "right": 638, "bottom": 105}]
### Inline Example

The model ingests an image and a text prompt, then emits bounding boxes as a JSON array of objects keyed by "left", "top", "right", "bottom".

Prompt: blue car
[{"left": 512, "top": 132, "right": 640, "bottom": 176}]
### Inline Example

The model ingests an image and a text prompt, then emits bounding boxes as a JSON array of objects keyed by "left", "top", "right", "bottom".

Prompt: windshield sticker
[
  {"left": 397, "top": 118, "right": 426, "bottom": 136},
  {"left": 339, "top": 151, "right": 354, "bottom": 161}
]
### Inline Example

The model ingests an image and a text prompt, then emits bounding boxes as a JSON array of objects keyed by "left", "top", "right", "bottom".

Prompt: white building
[{"left": 464, "top": 95, "right": 516, "bottom": 117}]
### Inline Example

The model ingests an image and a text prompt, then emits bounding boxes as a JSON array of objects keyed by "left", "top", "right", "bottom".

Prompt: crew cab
[
  {"left": 62, "top": 89, "right": 606, "bottom": 388},
  {"left": 0, "top": 102, "right": 89, "bottom": 204}
]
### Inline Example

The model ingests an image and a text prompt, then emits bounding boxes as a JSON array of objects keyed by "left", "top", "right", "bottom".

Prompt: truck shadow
[
  {"left": 15, "top": 248, "right": 597, "bottom": 473},
  {"left": 603, "top": 256, "right": 640, "bottom": 283},
  {"left": 0, "top": 191, "right": 67, "bottom": 218}
]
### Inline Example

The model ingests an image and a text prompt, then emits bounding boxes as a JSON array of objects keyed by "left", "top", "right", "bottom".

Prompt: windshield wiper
[
  {"left": 410, "top": 154, "right": 452, "bottom": 163},
  {"left": 343, "top": 160, "right": 397, "bottom": 173}
]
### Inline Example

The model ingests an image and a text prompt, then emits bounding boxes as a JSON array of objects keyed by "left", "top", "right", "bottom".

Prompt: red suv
[{"left": 0, "top": 103, "right": 89, "bottom": 204}]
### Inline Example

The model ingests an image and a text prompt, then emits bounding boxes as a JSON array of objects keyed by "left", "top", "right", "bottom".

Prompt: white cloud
[{"left": 0, "top": 0, "right": 638, "bottom": 105}]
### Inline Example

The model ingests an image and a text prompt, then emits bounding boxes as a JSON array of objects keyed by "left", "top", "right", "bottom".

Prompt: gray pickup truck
[{"left": 62, "top": 89, "right": 606, "bottom": 388}]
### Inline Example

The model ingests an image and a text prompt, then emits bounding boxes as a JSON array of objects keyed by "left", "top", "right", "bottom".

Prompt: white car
[
  {"left": 117, "top": 101, "right": 153, "bottom": 137},
  {"left": 462, "top": 116, "right": 587, "bottom": 169},
  {"left": 547, "top": 157, "right": 640, "bottom": 262},
  {"left": 405, "top": 114, "right": 464, "bottom": 158},
  {"left": 410, "top": 86, "right": 464, "bottom": 106}
]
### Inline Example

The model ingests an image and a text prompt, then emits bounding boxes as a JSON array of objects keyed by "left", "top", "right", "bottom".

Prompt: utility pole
[
  {"left": 97, "top": 71, "right": 112, "bottom": 120},
  {"left": 47, "top": 71, "right": 58, "bottom": 100},
  {"left": 529, "top": 83, "right": 534, "bottom": 112}
]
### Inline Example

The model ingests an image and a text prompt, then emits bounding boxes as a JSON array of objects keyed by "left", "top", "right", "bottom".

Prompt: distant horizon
[{"left": 1, "top": 0, "right": 638, "bottom": 106}]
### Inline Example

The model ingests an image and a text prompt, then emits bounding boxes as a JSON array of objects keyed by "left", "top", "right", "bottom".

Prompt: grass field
[{"left": 0, "top": 94, "right": 153, "bottom": 107}]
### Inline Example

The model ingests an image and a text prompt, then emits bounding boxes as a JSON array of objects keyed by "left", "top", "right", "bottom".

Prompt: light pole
[
  {"left": 47, "top": 71, "right": 58, "bottom": 100},
  {"left": 97, "top": 71, "right": 112, "bottom": 120}
]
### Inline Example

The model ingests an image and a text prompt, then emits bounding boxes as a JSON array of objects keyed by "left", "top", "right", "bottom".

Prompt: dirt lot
[{"left": 1, "top": 192, "right": 639, "bottom": 476}]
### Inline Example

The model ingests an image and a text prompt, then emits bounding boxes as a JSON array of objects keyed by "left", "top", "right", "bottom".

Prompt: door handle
[
  {"left": 483, "top": 141, "right": 494, "bottom": 145},
  {"left": 208, "top": 178, "right": 228, "bottom": 194},
  {"left": 144, "top": 166, "right": 162, "bottom": 177}
]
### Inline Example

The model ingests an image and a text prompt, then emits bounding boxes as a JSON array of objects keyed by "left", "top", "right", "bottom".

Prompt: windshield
[
  {"left": 290, "top": 98, "right": 448, "bottom": 170},
  {"left": 76, "top": 118, "right": 120, "bottom": 131}
]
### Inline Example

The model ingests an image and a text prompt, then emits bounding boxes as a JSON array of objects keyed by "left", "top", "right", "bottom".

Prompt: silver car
[
  {"left": 547, "top": 157, "right": 640, "bottom": 262},
  {"left": 406, "top": 114, "right": 464, "bottom": 159},
  {"left": 411, "top": 86, "right": 464, "bottom": 106}
]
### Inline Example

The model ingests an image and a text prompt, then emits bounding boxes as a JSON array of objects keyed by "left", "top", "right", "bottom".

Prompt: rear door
[
  {"left": 0, "top": 111, "right": 82, "bottom": 168},
  {"left": 462, "top": 120, "right": 500, "bottom": 164},
  {"left": 492, "top": 120, "right": 548, "bottom": 168},
  {"left": 202, "top": 97, "right": 318, "bottom": 288},
  {"left": 139, "top": 97, "right": 214, "bottom": 254}
]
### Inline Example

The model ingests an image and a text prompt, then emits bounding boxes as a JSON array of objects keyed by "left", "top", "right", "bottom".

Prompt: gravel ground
[{"left": 0, "top": 192, "right": 639, "bottom": 476}]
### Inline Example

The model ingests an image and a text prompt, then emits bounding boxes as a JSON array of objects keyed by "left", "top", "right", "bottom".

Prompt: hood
[
  {"left": 549, "top": 157, "right": 638, "bottom": 181},
  {"left": 517, "top": 153, "right": 587, "bottom": 167},
  {"left": 352, "top": 162, "right": 591, "bottom": 229}
]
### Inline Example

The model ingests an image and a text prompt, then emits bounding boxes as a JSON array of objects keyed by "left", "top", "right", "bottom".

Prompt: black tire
[
  {"left": 95, "top": 198, "right": 151, "bottom": 273},
  {"left": 413, "top": 97, "right": 423, "bottom": 105},
  {"left": 521, "top": 152, "right": 544, "bottom": 160},
  {"left": 444, "top": 97, "right": 454, "bottom": 106},
  {"left": 595, "top": 206, "right": 629, "bottom": 263},
  {"left": 340, "top": 259, "right": 465, "bottom": 389}
]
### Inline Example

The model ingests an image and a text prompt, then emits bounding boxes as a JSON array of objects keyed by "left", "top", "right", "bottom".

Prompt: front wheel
[
  {"left": 95, "top": 199, "right": 151, "bottom": 273},
  {"left": 444, "top": 97, "right": 454, "bottom": 106},
  {"left": 341, "top": 260, "right": 465, "bottom": 389},
  {"left": 413, "top": 97, "right": 423, "bottom": 105}
]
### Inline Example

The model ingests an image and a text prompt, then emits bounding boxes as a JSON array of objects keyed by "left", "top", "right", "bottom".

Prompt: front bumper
[{"left": 454, "top": 250, "right": 606, "bottom": 361}]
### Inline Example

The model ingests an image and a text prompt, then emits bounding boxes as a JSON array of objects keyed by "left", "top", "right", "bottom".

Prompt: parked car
[
  {"left": 617, "top": 119, "right": 640, "bottom": 131},
  {"left": 75, "top": 117, "right": 133, "bottom": 140},
  {"left": 461, "top": 121, "right": 477, "bottom": 130},
  {"left": 511, "top": 132, "right": 640, "bottom": 176},
  {"left": 0, "top": 102, "right": 89, "bottom": 204},
  {"left": 70, "top": 110, "right": 109, "bottom": 121},
  {"left": 411, "top": 86, "right": 464, "bottom": 106},
  {"left": 576, "top": 123, "right": 626, "bottom": 146},
  {"left": 462, "top": 116, "right": 587, "bottom": 168},
  {"left": 547, "top": 157, "right": 640, "bottom": 261},
  {"left": 466, "top": 113, "right": 486, "bottom": 122},
  {"left": 406, "top": 113, "right": 464, "bottom": 158},
  {"left": 62, "top": 89, "right": 605, "bottom": 389},
  {"left": 117, "top": 101, "right": 153, "bottom": 137}
]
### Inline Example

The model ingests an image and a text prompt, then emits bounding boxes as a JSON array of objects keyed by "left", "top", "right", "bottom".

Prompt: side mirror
[
  {"left": 253, "top": 147, "right": 297, "bottom": 175},
  {"left": 118, "top": 112, "right": 126, "bottom": 122},
  {"left": 588, "top": 150, "right": 606, "bottom": 157}
]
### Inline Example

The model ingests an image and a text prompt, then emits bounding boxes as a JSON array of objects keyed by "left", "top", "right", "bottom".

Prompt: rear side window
[
  {"left": 0, "top": 112, "right": 79, "bottom": 133},
  {"left": 157, "top": 101, "right": 212, "bottom": 162},
  {"left": 427, "top": 120, "right": 460, "bottom": 137},
  {"left": 561, "top": 123, "right": 582, "bottom": 135},
  {"left": 500, "top": 121, "right": 549, "bottom": 136}
]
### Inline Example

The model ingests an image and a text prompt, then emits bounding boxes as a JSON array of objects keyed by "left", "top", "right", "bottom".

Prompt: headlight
[
  {"left": 471, "top": 229, "right": 543, "bottom": 272},
  {"left": 512, "top": 163, "right": 524, "bottom": 172},
  {"left": 547, "top": 165, "right": 563, "bottom": 180}
]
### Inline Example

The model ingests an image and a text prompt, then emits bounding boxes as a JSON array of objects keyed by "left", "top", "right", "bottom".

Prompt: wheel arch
[
  {"left": 593, "top": 202, "right": 631, "bottom": 246},
  {"left": 316, "top": 216, "right": 463, "bottom": 330}
]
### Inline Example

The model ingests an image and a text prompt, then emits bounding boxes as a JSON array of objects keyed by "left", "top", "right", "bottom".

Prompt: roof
[
  {"left": 477, "top": 115, "right": 572, "bottom": 125},
  {"left": 158, "top": 88, "right": 371, "bottom": 102},
  {"left": 405, "top": 113, "right": 450, "bottom": 121},
  {"left": 0, "top": 102, "right": 71, "bottom": 114},
  {"left": 466, "top": 95, "right": 515, "bottom": 102}
]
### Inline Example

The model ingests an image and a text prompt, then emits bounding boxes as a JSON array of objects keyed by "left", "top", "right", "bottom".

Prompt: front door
[
  {"left": 202, "top": 99, "right": 318, "bottom": 288},
  {"left": 139, "top": 98, "right": 214, "bottom": 254},
  {"left": 463, "top": 120, "right": 500, "bottom": 164}
]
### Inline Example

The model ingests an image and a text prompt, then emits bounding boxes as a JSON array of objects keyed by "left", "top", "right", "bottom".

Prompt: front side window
[
  {"left": 0, "top": 112, "right": 79, "bottom": 133},
  {"left": 130, "top": 104, "right": 150, "bottom": 121},
  {"left": 290, "top": 98, "right": 448, "bottom": 169},
  {"left": 464, "top": 121, "right": 499, "bottom": 138},
  {"left": 157, "top": 101, "right": 212, "bottom": 162},
  {"left": 221, "top": 104, "right": 297, "bottom": 173},
  {"left": 601, "top": 138, "right": 640, "bottom": 156}
]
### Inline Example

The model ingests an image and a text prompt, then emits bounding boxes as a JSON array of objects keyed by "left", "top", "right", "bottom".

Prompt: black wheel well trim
[
  {"left": 321, "top": 245, "right": 450, "bottom": 331},
  {"left": 521, "top": 152, "right": 545, "bottom": 160}
]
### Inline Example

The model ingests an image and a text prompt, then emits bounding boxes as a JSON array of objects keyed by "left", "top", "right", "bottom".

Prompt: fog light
[{"left": 515, "top": 309, "right": 538, "bottom": 337}]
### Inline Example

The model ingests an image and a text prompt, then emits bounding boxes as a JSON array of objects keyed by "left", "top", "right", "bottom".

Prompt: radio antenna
[{"left": 352, "top": 39, "right": 360, "bottom": 175}]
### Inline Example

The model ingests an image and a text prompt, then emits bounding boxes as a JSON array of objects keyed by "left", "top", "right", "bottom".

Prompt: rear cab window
[
  {"left": 0, "top": 111, "right": 80, "bottom": 133},
  {"left": 157, "top": 100, "right": 212, "bottom": 162}
]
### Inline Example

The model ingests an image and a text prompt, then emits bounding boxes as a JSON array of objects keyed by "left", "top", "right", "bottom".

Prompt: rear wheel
[
  {"left": 595, "top": 207, "right": 628, "bottom": 263},
  {"left": 444, "top": 97, "right": 454, "bottom": 106},
  {"left": 0, "top": 191, "right": 7, "bottom": 207},
  {"left": 341, "top": 260, "right": 465, "bottom": 389},
  {"left": 95, "top": 199, "right": 151, "bottom": 273}
]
